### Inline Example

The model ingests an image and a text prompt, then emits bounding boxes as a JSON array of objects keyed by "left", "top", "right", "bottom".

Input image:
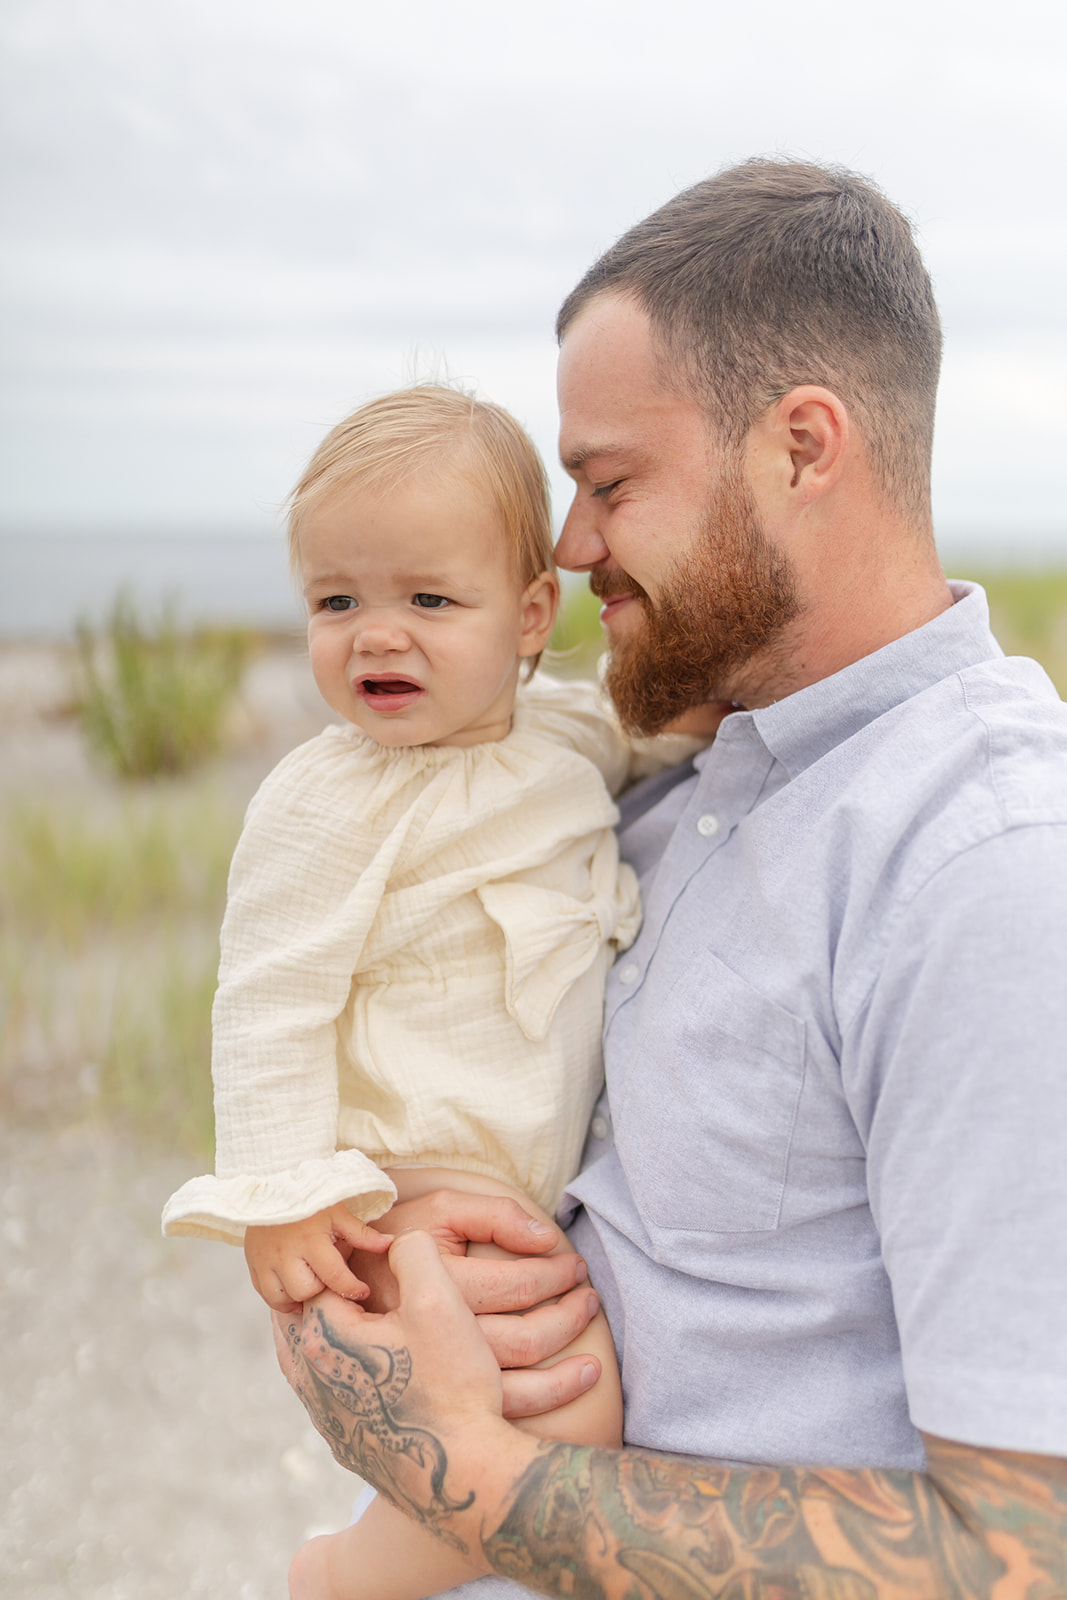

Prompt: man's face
[{"left": 555, "top": 294, "right": 801, "bottom": 729}]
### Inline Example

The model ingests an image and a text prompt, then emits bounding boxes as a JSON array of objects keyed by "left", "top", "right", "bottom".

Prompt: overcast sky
[{"left": 2, "top": 0, "right": 1065, "bottom": 565}]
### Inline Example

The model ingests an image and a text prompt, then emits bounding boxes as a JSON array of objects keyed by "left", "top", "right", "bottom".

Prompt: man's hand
[
  {"left": 244, "top": 1204, "right": 392, "bottom": 1314},
  {"left": 273, "top": 1236, "right": 1067, "bottom": 1599},
  {"left": 273, "top": 1230, "right": 535, "bottom": 1562},
  {"left": 356, "top": 1189, "right": 602, "bottom": 1419}
]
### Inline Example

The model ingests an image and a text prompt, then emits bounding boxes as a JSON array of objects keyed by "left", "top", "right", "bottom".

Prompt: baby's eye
[
  {"left": 323, "top": 595, "right": 357, "bottom": 612},
  {"left": 413, "top": 593, "right": 450, "bottom": 610}
]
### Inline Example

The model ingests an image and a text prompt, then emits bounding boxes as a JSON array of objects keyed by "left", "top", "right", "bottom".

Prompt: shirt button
[
  {"left": 618, "top": 962, "right": 639, "bottom": 986},
  {"left": 590, "top": 1115, "right": 609, "bottom": 1140},
  {"left": 696, "top": 813, "right": 720, "bottom": 837}
]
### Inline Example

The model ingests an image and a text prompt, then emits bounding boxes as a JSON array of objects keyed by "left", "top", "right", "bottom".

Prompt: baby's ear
[{"left": 518, "top": 570, "right": 560, "bottom": 657}]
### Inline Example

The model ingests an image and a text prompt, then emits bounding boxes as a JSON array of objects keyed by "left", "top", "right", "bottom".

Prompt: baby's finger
[
  {"left": 258, "top": 1266, "right": 308, "bottom": 1316},
  {"left": 247, "top": 1257, "right": 299, "bottom": 1314},
  {"left": 275, "top": 1258, "right": 330, "bottom": 1310},
  {"left": 307, "top": 1241, "right": 371, "bottom": 1302},
  {"left": 331, "top": 1211, "right": 393, "bottom": 1255}
]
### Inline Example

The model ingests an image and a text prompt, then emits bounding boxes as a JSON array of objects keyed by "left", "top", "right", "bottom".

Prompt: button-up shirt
[{"left": 564, "top": 582, "right": 1067, "bottom": 1467}]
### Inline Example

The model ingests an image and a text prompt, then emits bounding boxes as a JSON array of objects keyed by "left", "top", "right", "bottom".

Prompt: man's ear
[
  {"left": 518, "top": 570, "right": 560, "bottom": 657},
  {"left": 777, "top": 385, "right": 851, "bottom": 499},
  {"left": 758, "top": 386, "right": 850, "bottom": 506}
]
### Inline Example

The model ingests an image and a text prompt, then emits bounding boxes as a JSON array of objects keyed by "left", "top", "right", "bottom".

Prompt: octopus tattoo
[{"left": 292, "top": 1306, "right": 474, "bottom": 1549}]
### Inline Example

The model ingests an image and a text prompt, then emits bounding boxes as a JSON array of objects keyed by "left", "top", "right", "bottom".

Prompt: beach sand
[{"left": 1, "top": 640, "right": 362, "bottom": 1600}]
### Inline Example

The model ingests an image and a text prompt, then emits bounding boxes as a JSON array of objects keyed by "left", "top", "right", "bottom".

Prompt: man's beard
[{"left": 599, "top": 462, "right": 802, "bottom": 735}]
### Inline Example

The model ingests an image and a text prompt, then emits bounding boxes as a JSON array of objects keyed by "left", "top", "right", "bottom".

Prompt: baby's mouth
[
  {"left": 363, "top": 677, "right": 420, "bottom": 696},
  {"left": 355, "top": 675, "right": 425, "bottom": 710}
]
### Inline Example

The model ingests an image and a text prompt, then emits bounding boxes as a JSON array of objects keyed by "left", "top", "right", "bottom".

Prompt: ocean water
[{"left": 0, "top": 531, "right": 305, "bottom": 640}]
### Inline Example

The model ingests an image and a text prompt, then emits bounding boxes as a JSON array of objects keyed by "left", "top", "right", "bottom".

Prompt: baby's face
[{"left": 300, "top": 474, "right": 555, "bottom": 748}]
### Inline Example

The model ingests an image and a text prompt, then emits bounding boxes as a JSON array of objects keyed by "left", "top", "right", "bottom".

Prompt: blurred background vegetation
[
  {"left": 76, "top": 594, "right": 255, "bottom": 778},
  {"left": 2, "top": 571, "right": 1065, "bottom": 1165}
]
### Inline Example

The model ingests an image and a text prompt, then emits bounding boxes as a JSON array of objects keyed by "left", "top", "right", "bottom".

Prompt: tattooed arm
[
  {"left": 279, "top": 1231, "right": 1067, "bottom": 1600},
  {"left": 484, "top": 1435, "right": 1067, "bottom": 1600}
]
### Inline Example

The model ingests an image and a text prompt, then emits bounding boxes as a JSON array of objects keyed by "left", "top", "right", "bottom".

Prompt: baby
[{"left": 163, "top": 385, "right": 701, "bottom": 1600}]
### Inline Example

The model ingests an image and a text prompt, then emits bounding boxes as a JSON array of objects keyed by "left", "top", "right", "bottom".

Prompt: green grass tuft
[{"left": 75, "top": 593, "right": 255, "bottom": 778}]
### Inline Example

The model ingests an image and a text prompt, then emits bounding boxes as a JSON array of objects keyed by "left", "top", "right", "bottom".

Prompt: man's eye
[
  {"left": 324, "top": 595, "right": 357, "bottom": 612},
  {"left": 591, "top": 479, "right": 622, "bottom": 500},
  {"left": 413, "top": 593, "right": 450, "bottom": 609}
]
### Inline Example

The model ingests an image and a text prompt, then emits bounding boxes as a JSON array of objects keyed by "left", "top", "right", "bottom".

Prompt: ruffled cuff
[{"left": 161, "top": 1149, "right": 398, "bottom": 1244}]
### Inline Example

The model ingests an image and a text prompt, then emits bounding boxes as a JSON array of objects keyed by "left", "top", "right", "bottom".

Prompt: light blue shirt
[
  {"left": 433, "top": 582, "right": 1067, "bottom": 1600},
  {"left": 562, "top": 581, "right": 1067, "bottom": 1470}
]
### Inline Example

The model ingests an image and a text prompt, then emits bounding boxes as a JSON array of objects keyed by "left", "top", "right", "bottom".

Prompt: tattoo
[
  {"left": 282, "top": 1308, "right": 474, "bottom": 1551},
  {"left": 485, "top": 1439, "right": 1067, "bottom": 1600},
  {"left": 284, "top": 1308, "right": 1066, "bottom": 1598}
]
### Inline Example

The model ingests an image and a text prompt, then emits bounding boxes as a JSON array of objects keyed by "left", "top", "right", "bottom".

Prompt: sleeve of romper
[
  {"left": 161, "top": 734, "right": 398, "bottom": 1244},
  {"left": 520, "top": 674, "right": 711, "bottom": 795}
]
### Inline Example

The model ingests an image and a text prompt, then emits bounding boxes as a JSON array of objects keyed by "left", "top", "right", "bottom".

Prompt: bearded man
[{"left": 279, "top": 159, "right": 1067, "bottom": 1596}]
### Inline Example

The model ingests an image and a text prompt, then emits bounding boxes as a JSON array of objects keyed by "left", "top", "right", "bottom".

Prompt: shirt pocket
[{"left": 612, "top": 952, "right": 806, "bottom": 1234}]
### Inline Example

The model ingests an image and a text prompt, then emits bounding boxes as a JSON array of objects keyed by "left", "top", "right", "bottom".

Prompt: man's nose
[{"left": 554, "top": 498, "right": 610, "bottom": 572}]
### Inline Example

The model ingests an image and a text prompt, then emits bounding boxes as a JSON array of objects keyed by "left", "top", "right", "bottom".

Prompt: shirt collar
[{"left": 703, "top": 581, "right": 1004, "bottom": 781}]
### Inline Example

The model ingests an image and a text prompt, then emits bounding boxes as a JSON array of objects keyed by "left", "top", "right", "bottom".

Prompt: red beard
[{"left": 597, "top": 462, "right": 801, "bottom": 735}]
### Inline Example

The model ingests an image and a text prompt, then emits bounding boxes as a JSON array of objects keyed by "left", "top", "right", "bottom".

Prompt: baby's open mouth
[{"left": 362, "top": 678, "right": 421, "bottom": 696}]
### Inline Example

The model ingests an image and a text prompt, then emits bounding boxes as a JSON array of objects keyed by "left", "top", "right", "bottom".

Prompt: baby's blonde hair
[{"left": 287, "top": 385, "right": 555, "bottom": 588}]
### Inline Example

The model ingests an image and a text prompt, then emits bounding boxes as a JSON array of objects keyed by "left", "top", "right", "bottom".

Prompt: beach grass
[
  {"left": 75, "top": 594, "right": 256, "bottom": 778},
  {"left": 4, "top": 795, "right": 237, "bottom": 943},
  {"left": 0, "top": 783, "right": 243, "bottom": 1157}
]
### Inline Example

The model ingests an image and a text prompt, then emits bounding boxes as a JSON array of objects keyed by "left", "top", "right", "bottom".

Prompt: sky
[{"left": 1, "top": 0, "right": 1066, "bottom": 574}]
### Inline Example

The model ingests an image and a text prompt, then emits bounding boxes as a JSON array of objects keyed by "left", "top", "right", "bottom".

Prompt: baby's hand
[{"left": 243, "top": 1205, "right": 392, "bottom": 1314}]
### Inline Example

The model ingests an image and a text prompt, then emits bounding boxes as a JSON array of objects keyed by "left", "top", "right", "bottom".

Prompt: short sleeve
[{"left": 847, "top": 823, "right": 1067, "bottom": 1453}]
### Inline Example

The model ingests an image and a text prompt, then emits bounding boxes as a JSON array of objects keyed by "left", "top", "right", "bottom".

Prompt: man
[{"left": 280, "top": 160, "right": 1067, "bottom": 1595}]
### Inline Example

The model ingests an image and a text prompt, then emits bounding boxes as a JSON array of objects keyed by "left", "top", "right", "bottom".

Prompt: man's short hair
[{"left": 557, "top": 159, "right": 942, "bottom": 527}]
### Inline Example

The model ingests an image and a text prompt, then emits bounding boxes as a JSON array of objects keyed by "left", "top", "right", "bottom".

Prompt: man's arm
[
  {"left": 484, "top": 1433, "right": 1066, "bottom": 1600},
  {"left": 279, "top": 1233, "right": 1067, "bottom": 1600}
]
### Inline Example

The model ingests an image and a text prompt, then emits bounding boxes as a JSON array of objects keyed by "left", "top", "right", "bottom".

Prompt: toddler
[{"left": 163, "top": 386, "right": 702, "bottom": 1600}]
